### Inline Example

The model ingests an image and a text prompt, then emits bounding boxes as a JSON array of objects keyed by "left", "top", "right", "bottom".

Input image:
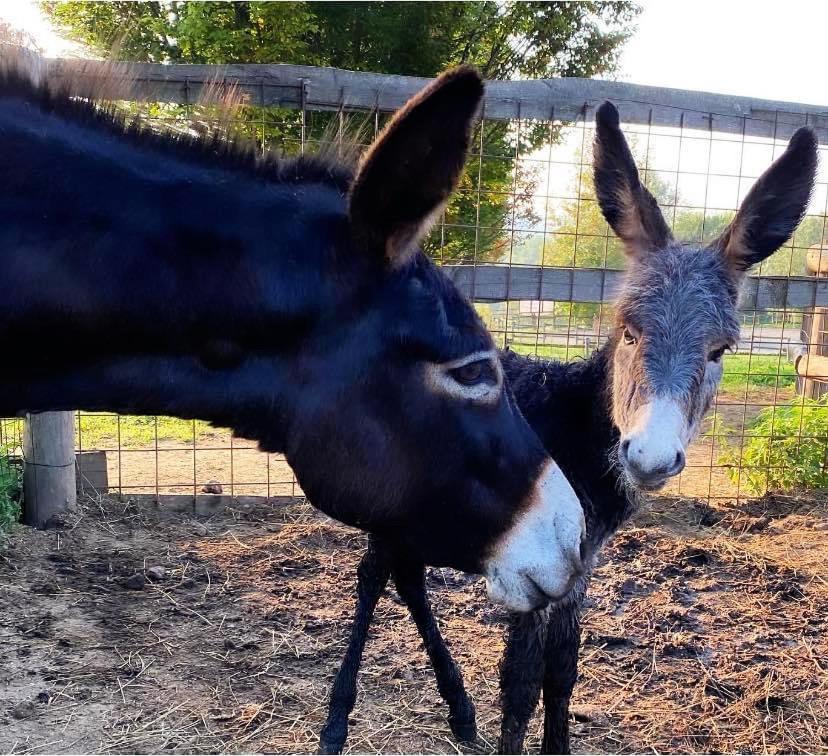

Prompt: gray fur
[{"left": 612, "top": 242, "right": 740, "bottom": 441}]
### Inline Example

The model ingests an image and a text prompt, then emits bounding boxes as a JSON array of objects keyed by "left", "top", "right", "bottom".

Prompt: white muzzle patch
[
  {"left": 484, "top": 460, "right": 585, "bottom": 612},
  {"left": 623, "top": 396, "right": 689, "bottom": 479}
]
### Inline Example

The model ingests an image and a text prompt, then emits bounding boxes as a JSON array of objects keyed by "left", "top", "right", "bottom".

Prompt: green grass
[
  {"left": 0, "top": 456, "right": 21, "bottom": 533},
  {"left": 508, "top": 344, "right": 796, "bottom": 394},
  {"left": 76, "top": 414, "right": 217, "bottom": 448},
  {"left": 719, "top": 354, "right": 796, "bottom": 393},
  {"left": 507, "top": 343, "right": 589, "bottom": 360}
]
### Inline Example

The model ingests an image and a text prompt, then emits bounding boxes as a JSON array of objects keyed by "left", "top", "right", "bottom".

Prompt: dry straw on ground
[{"left": 1, "top": 490, "right": 826, "bottom": 754}]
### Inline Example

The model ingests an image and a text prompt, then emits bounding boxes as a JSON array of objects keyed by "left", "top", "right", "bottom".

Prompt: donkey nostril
[
  {"left": 620, "top": 439, "right": 631, "bottom": 459},
  {"left": 673, "top": 449, "right": 686, "bottom": 474}
]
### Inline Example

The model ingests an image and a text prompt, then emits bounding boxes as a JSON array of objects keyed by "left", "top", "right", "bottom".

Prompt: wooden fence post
[
  {"left": 22, "top": 411, "right": 76, "bottom": 528},
  {"left": 797, "top": 245, "right": 828, "bottom": 399}
]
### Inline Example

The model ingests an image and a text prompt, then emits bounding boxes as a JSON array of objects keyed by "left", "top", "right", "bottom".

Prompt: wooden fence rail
[
  {"left": 444, "top": 266, "right": 828, "bottom": 310},
  {"left": 47, "top": 58, "right": 828, "bottom": 141},
  {"left": 45, "top": 56, "right": 828, "bottom": 311}
]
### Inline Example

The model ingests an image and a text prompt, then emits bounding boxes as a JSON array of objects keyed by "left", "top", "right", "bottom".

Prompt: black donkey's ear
[{"left": 349, "top": 66, "right": 484, "bottom": 267}]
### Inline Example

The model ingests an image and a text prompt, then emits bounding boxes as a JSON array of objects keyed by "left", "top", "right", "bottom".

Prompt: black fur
[
  {"left": 498, "top": 344, "right": 633, "bottom": 754},
  {"left": 0, "top": 60, "right": 356, "bottom": 193},
  {"left": 0, "top": 57, "right": 560, "bottom": 577},
  {"left": 318, "top": 341, "right": 635, "bottom": 754}
]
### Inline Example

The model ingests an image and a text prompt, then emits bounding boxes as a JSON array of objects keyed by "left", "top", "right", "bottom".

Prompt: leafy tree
[
  {"left": 45, "top": 2, "right": 176, "bottom": 62},
  {"left": 44, "top": 1, "right": 639, "bottom": 262},
  {"left": 45, "top": 2, "right": 638, "bottom": 76}
]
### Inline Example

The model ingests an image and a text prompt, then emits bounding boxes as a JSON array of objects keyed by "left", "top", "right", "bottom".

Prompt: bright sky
[
  {"left": 0, "top": 0, "right": 84, "bottom": 56},
  {"left": 620, "top": 0, "right": 827, "bottom": 105}
]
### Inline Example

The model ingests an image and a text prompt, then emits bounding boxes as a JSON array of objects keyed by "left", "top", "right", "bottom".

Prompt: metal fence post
[{"left": 22, "top": 411, "right": 76, "bottom": 528}]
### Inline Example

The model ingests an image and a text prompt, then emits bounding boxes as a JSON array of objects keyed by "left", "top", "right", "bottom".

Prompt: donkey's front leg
[
  {"left": 498, "top": 610, "right": 549, "bottom": 754},
  {"left": 319, "top": 538, "right": 392, "bottom": 755},
  {"left": 540, "top": 601, "right": 582, "bottom": 755},
  {"left": 391, "top": 554, "right": 477, "bottom": 743}
]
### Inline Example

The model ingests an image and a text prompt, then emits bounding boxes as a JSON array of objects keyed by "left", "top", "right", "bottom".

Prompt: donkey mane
[{"left": 0, "top": 49, "right": 356, "bottom": 194}]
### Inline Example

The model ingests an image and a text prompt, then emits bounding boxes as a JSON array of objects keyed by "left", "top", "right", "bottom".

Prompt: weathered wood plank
[
  {"left": 443, "top": 265, "right": 622, "bottom": 303},
  {"left": 443, "top": 265, "right": 828, "bottom": 310},
  {"left": 76, "top": 450, "right": 108, "bottom": 495},
  {"left": 795, "top": 353, "right": 828, "bottom": 379},
  {"left": 45, "top": 58, "right": 828, "bottom": 141},
  {"left": 740, "top": 275, "right": 828, "bottom": 311}
]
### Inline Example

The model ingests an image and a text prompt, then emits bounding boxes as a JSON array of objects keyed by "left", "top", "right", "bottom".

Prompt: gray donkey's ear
[
  {"left": 593, "top": 101, "right": 673, "bottom": 260},
  {"left": 714, "top": 127, "right": 818, "bottom": 277}
]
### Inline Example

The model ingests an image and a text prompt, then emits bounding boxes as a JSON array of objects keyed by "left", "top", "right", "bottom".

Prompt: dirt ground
[{"left": 1, "top": 488, "right": 826, "bottom": 755}]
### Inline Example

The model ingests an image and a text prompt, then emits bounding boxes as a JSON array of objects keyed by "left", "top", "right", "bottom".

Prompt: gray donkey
[
  {"left": 496, "top": 104, "right": 818, "bottom": 754},
  {"left": 318, "top": 101, "right": 818, "bottom": 754}
]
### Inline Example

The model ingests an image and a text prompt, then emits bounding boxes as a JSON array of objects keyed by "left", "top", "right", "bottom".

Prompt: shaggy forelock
[{"left": 617, "top": 244, "right": 741, "bottom": 399}]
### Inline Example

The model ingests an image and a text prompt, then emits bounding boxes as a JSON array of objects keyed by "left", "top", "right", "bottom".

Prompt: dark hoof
[
  {"left": 449, "top": 714, "right": 477, "bottom": 743},
  {"left": 449, "top": 698, "right": 477, "bottom": 743},
  {"left": 318, "top": 738, "right": 344, "bottom": 755},
  {"left": 318, "top": 725, "right": 346, "bottom": 756},
  {"left": 541, "top": 738, "right": 572, "bottom": 756},
  {"left": 498, "top": 735, "right": 525, "bottom": 754}
]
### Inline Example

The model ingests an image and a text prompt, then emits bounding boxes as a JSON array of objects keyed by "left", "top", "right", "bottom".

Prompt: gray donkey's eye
[
  {"left": 622, "top": 327, "right": 638, "bottom": 346},
  {"left": 707, "top": 345, "right": 731, "bottom": 363}
]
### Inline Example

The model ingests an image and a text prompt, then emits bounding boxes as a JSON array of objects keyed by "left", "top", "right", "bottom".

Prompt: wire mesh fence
[{"left": 3, "top": 61, "right": 828, "bottom": 506}]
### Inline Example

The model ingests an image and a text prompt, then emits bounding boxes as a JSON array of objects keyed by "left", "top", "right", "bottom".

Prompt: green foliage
[
  {"left": 44, "top": 1, "right": 638, "bottom": 263},
  {"left": 719, "top": 397, "right": 828, "bottom": 495},
  {"left": 172, "top": 3, "right": 317, "bottom": 64},
  {"left": 45, "top": 2, "right": 638, "bottom": 76},
  {"left": 0, "top": 453, "right": 22, "bottom": 533},
  {"left": 44, "top": 1, "right": 174, "bottom": 62},
  {"left": 506, "top": 343, "right": 589, "bottom": 361}
]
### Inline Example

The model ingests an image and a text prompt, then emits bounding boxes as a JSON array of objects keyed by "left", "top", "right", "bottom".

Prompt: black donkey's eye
[
  {"left": 450, "top": 360, "right": 494, "bottom": 386},
  {"left": 622, "top": 327, "right": 638, "bottom": 346}
]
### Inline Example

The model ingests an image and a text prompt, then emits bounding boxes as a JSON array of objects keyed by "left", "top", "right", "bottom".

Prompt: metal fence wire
[{"left": 3, "top": 62, "right": 828, "bottom": 506}]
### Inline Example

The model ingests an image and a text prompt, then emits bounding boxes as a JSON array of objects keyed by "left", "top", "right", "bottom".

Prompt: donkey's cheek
[
  {"left": 687, "top": 361, "right": 723, "bottom": 438},
  {"left": 610, "top": 344, "right": 641, "bottom": 430}
]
